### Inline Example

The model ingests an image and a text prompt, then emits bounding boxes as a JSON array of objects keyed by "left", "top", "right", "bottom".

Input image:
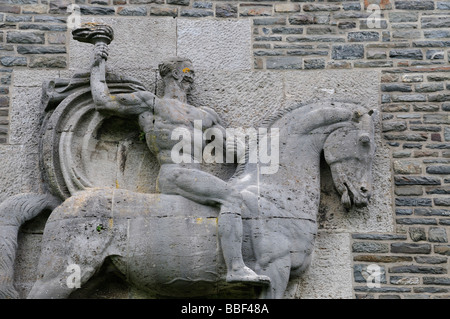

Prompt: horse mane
[{"left": 228, "top": 98, "right": 363, "bottom": 181}]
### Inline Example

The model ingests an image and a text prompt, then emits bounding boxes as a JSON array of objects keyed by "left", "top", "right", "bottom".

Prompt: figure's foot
[{"left": 226, "top": 266, "right": 271, "bottom": 286}]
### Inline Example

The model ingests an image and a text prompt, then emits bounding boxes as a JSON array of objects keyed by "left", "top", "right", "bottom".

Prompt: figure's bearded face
[{"left": 175, "top": 62, "right": 195, "bottom": 92}]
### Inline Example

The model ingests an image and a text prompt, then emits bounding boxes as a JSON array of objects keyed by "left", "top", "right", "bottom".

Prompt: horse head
[{"left": 323, "top": 109, "right": 376, "bottom": 210}]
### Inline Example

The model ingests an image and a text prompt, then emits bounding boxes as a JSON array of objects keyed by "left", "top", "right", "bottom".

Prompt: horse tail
[{"left": 0, "top": 193, "right": 61, "bottom": 299}]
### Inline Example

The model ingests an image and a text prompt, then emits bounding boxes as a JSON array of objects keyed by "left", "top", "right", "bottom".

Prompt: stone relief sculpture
[{"left": 0, "top": 24, "right": 376, "bottom": 299}]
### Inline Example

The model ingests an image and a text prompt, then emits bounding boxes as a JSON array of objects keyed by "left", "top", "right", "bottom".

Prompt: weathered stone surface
[
  {"left": 70, "top": 17, "right": 177, "bottom": 75},
  {"left": 395, "top": 198, "right": 432, "bottom": 207},
  {"left": 427, "top": 166, "right": 450, "bottom": 174},
  {"left": 289, "top": 13, "right": 318, "bottom": 25},
  {"left": 17, "top": 46, "right": 66, "bottom": 54},
  {"left": 215, "top": 3, "right": 237, "bottom": 18},
  {"left": 352, "top": 234, "right": 407, "bottom": 241},
  {"left": 304, "top": 58, "right": 325, "bottom": 69},
  {"left": 117, "top": 6, "right": 148, "bottom": 16},
  {"left": 434, "top": 245, "right": 450, "bottom": 256},
  {"left": 389, "top": 49, "right": 423, "bottom": 60},
  {"left": 389, "top": 265, "right": 446, "bottom": 274},
  {"left": 29, "top": 56, "right": 66, "bottom": 68},
  {"left": 189, "top": 71, "right": 284, "bottom": 128},
  {"left": 0, "top": 56, "right": 27, "bottom": 67},
  {"left": 389, "top": 12, "right": 418, "bottom": 22},
  {"left": 421, "top": 17, "right": 450, "bottom": 28},
  {"left": 177, "top": 19, "right": 252, "bottom": 71},
  {"left": 6, "top": 31, "right": 44, "bottom": 44},
  {"left": 393, "top": 160, "right": 421, "bottom": 174},
  {"left": 348, "top": 31, "right": 379, "bottom": 42},
  {"left": 395, "top": 176, "right": 441, "bottom": 186},
  {"left": 415, "top": 256, "right": 447, "bottom": 264},
  {"left": 266, "top": 56, "right": 302, "bottom": 69},
  {"left": 428, "top": 227, "right": 448, "bottom": 243},
  {"left": 397, "top": 218, "right": 437, "bottom": 225},
  {"left": 353, "top": 264, "right": 386, "bottom": 283},
  {"left": 352, "top": 242, "right": 389, "bottom": 253},
  {"left": 332, "top": 44, "right": 364, "bottom": 60},
  {"left": 381, "top": 84, "right": 412, "bottom": 92},
  {"left": 435, "top": 198, "right": 450, "bottom": 206},
  {"left": 409, "top": 227, "right": 426, "bottom": 242},
  {"left": 297, "top": 232, "right": 353, "bottom": 299},
  {"left": 390, "top": 276, "right": 420, "bottom": 285},
  {"left": 395, "top": 1, "right": 435, "bottom": 10}
]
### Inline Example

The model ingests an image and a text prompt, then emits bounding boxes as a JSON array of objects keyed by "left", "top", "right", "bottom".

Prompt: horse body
[{"left": 21, "top": 101, "right": 375, "bottom": 299}]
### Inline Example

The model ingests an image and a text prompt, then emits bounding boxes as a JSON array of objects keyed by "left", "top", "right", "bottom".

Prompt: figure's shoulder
[
  {"left": 134, "top": 90, "right": 158, "bottom": 107},
  {"left": 200, "top": 106, "right": 221, "bottom": 121},
  {"left": 135, "top": 90, "right": 157, "bottom": 101}
]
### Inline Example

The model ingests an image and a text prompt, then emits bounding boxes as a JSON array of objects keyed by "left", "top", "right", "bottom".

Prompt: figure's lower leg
[{"left": 218, "top": 210, "right": 270, "bottom": 285}]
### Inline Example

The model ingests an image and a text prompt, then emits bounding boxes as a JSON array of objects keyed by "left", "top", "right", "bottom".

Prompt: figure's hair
[{"left": 158, "top": 57, "right": 192, "bottom": 78}]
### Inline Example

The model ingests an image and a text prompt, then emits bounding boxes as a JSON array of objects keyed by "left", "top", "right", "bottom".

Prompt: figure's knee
[
  {"left": 221, "top": 190, "right": 244, "bottom": 213},
  {"left": 157, "top": 166, "right": 184, "bottom": 193}
]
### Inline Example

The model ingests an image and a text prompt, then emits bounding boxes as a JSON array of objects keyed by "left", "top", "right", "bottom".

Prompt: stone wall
[{"left": 1, "top": 0, "right": 450, "bottom": 299}]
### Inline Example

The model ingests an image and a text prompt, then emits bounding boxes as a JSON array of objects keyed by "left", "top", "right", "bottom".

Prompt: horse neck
[{"left": 232, "top": 104, "right": 355, "bottom": 218}]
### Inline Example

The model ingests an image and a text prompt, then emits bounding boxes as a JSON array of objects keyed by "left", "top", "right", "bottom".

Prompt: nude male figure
[{"left": 90, "top": 43, "right": 270, "bottom": 285}]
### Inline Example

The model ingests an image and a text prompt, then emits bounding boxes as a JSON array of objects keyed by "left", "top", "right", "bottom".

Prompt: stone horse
[{"left": 0, "top": 101, "right": 375, "bottom": 299}]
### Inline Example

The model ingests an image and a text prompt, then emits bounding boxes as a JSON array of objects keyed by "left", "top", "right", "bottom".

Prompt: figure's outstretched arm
[{"left": 90, "top": 43, "right": 156, "bottom": 117}]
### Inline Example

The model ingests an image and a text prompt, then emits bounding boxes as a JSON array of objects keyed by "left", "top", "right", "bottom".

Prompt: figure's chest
[{"left": 155, "top": 99, "right": 214, "bottom": 128}]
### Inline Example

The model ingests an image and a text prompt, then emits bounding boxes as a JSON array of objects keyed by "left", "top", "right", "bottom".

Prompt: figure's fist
[{"left": 93, "top": 43, "right": 109, "bottom": 65}]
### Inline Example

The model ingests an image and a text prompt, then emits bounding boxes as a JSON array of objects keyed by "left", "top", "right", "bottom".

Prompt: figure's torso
[{"left": 138, "top": 97, "right": 217, "bottom": 165}]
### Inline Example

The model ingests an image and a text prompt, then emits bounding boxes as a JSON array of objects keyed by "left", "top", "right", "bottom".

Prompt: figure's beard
[{"left": 179, "top": 76, "right": 193, "bottom": 92}]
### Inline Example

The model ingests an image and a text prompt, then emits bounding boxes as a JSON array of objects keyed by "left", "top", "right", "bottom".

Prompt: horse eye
[{"left": 359, "top": 135, "right": 370, "bottom": 145}]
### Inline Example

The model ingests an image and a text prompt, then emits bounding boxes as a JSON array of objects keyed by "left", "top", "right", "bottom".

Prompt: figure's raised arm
[{"left": 90, "top": 43, "right": 156, "bottom": 117}]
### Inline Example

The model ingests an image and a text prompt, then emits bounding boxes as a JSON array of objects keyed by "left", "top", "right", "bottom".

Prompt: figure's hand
[{"left": 92, "top": 42, "right": 109, "bottom": 66}]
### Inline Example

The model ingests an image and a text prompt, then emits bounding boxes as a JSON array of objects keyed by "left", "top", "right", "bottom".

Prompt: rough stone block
[
  {"left": 296, "top": 232, "right": 353, "bottom": 299},
  {"left": 0, "top": 56, "right": 27, "bottom": 67},
  {"left": 354, "top": 264, "right": 387, "bottom": 283},
  {"left": 395, "top": 176, "right": 441, "bottom": 186},
  {"left": 428, "top": 227, "right": 448, "bottom": 243},
  {"left": 389, "top": 49, "right": 423, "bottom": 60},
  {"left": 389, "top": 12, "right": 418, "bottom": 22},
  {"left": 6, "top": 31, "right": 44, "bottom": 44},
  {"left": 427, "top": 166, "right": 450, "bottom": 175},
  {"left": 177, "top": 19, "right": 252, "bottom": 71},
  {"left": 266, "top": 56, "right": 302, "bottom": 69},
  {"left": 352, "top": 242, "right": 389, "bottom": 253},
  {"left": 189, "top": 70, "right": 284, "bottom": 128},
  {"left": 29, "top": 56, "right": 66, "bottom": 68},
  {"left": 304, "top": 58, "right": 325, "bottom": 69},
  {"left": 395, "top": 1, "right": 434, "bottom": 10},
  {"left": 70, "top": 17, "right": 177, "bottom": 76},
  {"left": 215, "top": 3, "right": 237, "bottom": 18},
  {"left": 421, "top": 17, "right": 450, "bottom": 28},
  {"left": 409, "top": 227, "right": 426, "bottom": 241},
  {"left": 434, "top": 245, "right": 450, "bottom": 255},
  {"left": 332, "top": 44, "right": 364, "bottom": 60},
  {"left": 393, "top": 160, "right": 421, "bottom": 174},
  {"left": 9, "top": 86, "right": 42, "bottom": 146},
  {"left": 391, "top": 243, "right": 431, "bottom": 254},
  {"left": 364, "top": 0, "right": 392, "bottom": 10},
  {"left": 348, "top": 31, "right": 380, "bottom": 42}
]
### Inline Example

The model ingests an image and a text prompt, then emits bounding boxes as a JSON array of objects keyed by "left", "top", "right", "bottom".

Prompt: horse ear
[{"left": 352, "top": 110, "right": 362, "bottom": 122}]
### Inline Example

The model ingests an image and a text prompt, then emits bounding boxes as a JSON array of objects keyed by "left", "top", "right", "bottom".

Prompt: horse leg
[
  {"left": 252, "top": 232, "right": 291, "bottom": 299},
  {"left": 256, "top": 254, "right": 291, "bottom": 299},
  {"left": 27, "top": 214, "right": 114, "bottom": 298},
  {"left": 27, "top": 245, "right": 107, "bottom": 299}
]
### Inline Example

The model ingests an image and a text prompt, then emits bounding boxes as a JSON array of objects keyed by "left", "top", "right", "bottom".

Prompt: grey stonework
[{"left": 0, "top": 0, "right": 449, "bottom": 299}]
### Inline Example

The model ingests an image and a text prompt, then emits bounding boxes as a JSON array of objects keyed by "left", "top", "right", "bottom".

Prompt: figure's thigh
[{"left": 158, "top": 166, "right": 237, "bottom": 206}]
